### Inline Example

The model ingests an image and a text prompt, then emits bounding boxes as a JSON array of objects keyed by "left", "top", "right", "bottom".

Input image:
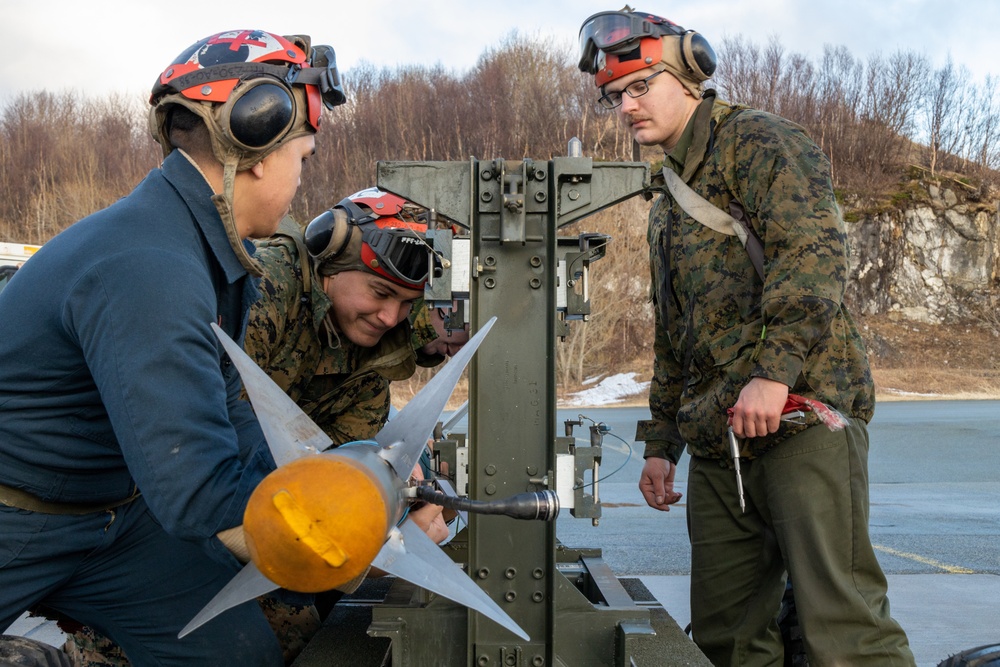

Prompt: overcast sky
[{"left": 0, "top": 0, "right": 996, "bottom": 104}]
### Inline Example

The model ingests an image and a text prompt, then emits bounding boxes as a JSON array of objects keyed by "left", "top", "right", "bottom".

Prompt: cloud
[{"left": 1, "top": 0, "right": 996, "bottom": 104}]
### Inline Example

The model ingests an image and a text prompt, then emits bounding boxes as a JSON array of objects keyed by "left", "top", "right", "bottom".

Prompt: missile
[{"left": 179, "top": 316, "right": 532, "bottom": 641}]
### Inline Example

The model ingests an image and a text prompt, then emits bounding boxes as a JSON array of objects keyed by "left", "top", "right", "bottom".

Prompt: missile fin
[
  {"left": 178, "top": 561, "right": 279, "bottom": 638},
  {"left": 371, "top": 519, "right": 529, "bottom": 641},
  {"left": 376, "top": 317, "right": 496, "bottom": 479},
  {"left": 212, "top": 323, "right": 331, "bottom": 466}
]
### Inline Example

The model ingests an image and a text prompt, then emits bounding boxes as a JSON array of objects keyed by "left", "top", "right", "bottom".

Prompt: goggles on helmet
[
  {"left": 302, "top": 44, "right": 347, "bottom": 110},
  {"left": 578, "top": 10, "right": 684, "bottom": 74},
  {"left": 304, "top": 190, "right": 434, "bottom": 289},
  {"left": 359, "top": 224, "right": 431, "bottom": 288},
  {"left": 151, "top": 31, "right": 346, "bottom": 133}
]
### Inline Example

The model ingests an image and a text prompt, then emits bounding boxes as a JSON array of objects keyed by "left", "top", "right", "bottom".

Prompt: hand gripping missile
[{"left": 179, "top": 317, "right": 531, "bottom": 640}]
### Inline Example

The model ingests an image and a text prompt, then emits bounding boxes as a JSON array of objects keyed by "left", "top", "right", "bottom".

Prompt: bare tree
[
  {"left": 2, "top": 32, "right": 998, "bottom": 384},
  {"left": 975, "top": 75, "right": 1000, "bottom": 176},
  {"left": 715, "top": 34, "right": 764, "bottom": 107},
  {"left": 959, "top": 75, "right": 1000, "bottom": 183},
  {"left": 0, "top": 91, "right": 157, "bottom": 243},
  {"left": 925, "top": 57, "right": 962, "bottom": 176}
]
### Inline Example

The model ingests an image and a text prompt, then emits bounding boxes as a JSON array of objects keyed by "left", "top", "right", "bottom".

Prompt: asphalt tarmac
[
  {"left": 8, "top": 400, "right": 999, "bottom": 665},
  {"left": 553, "top": 400, "right": 1000, "bottom": 666}
]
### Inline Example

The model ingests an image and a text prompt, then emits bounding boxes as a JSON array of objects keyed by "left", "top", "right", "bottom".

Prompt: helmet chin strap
[{"left": 213, "top": 151, "right": 265, "bottom": 277}]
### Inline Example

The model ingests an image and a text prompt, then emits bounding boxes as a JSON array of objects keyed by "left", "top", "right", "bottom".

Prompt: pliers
[{"left": 725, "top": 396, "right": 823, "bottom": 513}]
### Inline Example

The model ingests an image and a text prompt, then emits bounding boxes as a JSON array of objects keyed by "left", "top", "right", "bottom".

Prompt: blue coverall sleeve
[{"left": 63, "top": 248, "right": 272, "bottom": 539}]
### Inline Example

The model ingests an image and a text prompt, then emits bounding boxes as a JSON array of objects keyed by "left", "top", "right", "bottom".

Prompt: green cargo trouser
[{"left": 686, "top": 418, "right": 915, "bottom": 667}]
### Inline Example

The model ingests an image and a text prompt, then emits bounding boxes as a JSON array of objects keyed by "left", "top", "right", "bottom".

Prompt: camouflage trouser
[
  {"left": 257, "top": 596, "right": 322, "bottom": 665},
  {"left": 62, "top": 625, "right": 127, "bottom": 667},
  {"left": 62, "top": 596, "right": 321, "bottom": 667}
]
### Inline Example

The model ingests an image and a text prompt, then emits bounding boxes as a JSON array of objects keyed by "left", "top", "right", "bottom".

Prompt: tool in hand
[
  {"left": 725, "top": 393, "right": 848, "bottom": 514},
  {"left": 784, "top": 393, "right": 849, "bottom": 430},
  {"left": 726, "top": 418, "right": 745, "bottom": 513}
]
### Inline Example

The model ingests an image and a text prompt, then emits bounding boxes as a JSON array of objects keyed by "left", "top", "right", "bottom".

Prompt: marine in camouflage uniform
[
  {"left": 635, "top": 93, "right": 876, "bottom": 463},
  {"left": 62, "top": 599, "right": 319, "bottom": 667},
  {"left": 578, "top": 9, "right": 913, "bottom": 666},
  {"left": 246, "top": 216, "right": 441, "bottom": 448}
]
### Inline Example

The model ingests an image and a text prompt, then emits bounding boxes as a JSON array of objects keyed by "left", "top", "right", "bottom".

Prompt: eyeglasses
[{"left": 598, "top": 70, "right": 666, "bottom": 109}]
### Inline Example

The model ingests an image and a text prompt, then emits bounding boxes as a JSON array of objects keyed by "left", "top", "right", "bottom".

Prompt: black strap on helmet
[
  {"left": 578, "top": 9, "right": 687, "bottom": 74},
  {"left": 152, "top": 56, "right": 345, "bottom": 109}
]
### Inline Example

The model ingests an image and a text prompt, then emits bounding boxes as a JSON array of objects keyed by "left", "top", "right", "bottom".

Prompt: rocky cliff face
[{"left": 845, "top": 180, "right": 999, "bottom": 324}]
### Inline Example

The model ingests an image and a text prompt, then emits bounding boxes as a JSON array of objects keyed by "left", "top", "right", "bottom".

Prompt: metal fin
[
  {"left": 212, "top": 323, "right": 331, "bottom": 466},
  {"left": 376, "top": 316, "right": 496, "bottom": 478},
  {"left": 440, "top": 399, "right": 469, "bottom": 434},
  {"left": 372, "top": 519, "right": 529, "bottom": 640},
  {"left": 178, "top": 561, "right": 279, "bottom": 638}
]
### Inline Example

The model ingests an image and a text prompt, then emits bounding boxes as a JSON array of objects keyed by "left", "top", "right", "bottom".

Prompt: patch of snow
[
  {"left": 563, "top": 372, "right": 649, "bottom": 407},
  {"left": 881, "top": 388, "right": 942, "bottom": 397}
]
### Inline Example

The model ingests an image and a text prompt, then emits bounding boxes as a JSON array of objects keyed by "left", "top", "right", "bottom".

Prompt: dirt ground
[
  {"left": 554, "top": 316, "right": 1000, "bottom": 406},
  {"left": 859, "top": 315, "right": 1000, "bottom": 401},
  {"left": 395, "top": 315, "right": 1000, "bottom": 411}
]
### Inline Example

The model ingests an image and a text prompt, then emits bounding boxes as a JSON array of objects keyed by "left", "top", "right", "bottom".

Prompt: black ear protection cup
[
  {"left": 679, "top": 31, "right": 717, "bottom": 81},
  {"left": 229, "top": 81, "right": 294, "bottom": 148},
  {"left": 220, "top": 76, "right": 296, "bottom": 151},
  {"left": 304, "top": 208, "right": 354, "bottom": 264}
]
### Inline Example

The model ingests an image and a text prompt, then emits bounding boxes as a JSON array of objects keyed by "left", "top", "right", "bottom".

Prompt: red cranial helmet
[
  {"left": 578, "top": 9, "right": 716, "bottom": 88},
  {"left": 304, "top": 188, "right": 435, "bottom": 290},
  {"left": 148, "top": 29, "right": 348, "bottom": 278},
  {"left": 149, "top": 30, "right": 345, "bottom": 162}
]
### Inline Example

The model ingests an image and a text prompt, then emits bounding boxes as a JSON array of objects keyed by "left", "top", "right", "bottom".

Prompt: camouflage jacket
[
  {"left": 245, "top": 219, "right": 440, "bottom": 447},
  {"left": 636, "top": 92, "right": 875, "bottom": 464}
]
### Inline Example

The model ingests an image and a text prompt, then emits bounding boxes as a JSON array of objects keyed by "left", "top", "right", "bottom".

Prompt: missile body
[
  {"left": 182, "top": 316, "right": 532, "bottom": 641},
  {"left": 244, "top": 444, "right": 401, "bottom": 593}
]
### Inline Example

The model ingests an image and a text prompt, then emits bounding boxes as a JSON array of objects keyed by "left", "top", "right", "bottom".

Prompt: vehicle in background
[{"left": 0, "top": 242, "right": 41, "bottom": 293}]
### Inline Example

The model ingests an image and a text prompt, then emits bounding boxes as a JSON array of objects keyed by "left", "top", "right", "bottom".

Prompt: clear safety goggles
[{"left": 578, "top": 10, "right": 682, "bottom": 74}]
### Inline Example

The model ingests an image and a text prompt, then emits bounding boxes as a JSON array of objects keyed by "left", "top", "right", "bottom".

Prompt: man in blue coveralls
[{"left": 0, "top": 30, "right": 345, "bottom": 665}]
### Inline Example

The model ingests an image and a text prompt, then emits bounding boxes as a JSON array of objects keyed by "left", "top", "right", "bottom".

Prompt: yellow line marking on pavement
[{"left": 874, "top": 545, "right": 974, "bottom": 574}]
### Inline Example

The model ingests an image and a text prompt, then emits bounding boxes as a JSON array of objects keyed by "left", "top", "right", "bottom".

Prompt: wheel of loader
[
  {"left": 937, "top": 643, "right": 1000, "bottom": 666},
  {"left": 777, "top": 581, "right": 809, "bottom": 666},
  {"left": 0, "top": 635, "right": 72, "bottom": 667}
]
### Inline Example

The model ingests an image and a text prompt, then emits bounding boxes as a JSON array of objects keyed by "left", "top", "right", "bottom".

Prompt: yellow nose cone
[{"left": 244, "top": 455, "right": 389, "bottom": 592}]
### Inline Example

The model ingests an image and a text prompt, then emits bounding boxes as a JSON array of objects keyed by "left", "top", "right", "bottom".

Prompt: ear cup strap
[
  {"left": 212, "top": 154, "right": 265, "bottom": 277},
  {"left": 149, "top": 82, "right": 313, "bottom": 171},
  {"left": 324, "top": 209, "right": 353, "bottom": 260}
]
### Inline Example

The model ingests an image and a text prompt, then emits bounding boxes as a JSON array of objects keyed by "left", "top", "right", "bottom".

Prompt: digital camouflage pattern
[
  {"left": 257, "top": 595, "right": 322, "bottom": 665},
  {"left": 62, "top": 596, "right": 320, "bottom": 667},
  {"left": 636, "top": 92, "right": 875, "bottom": 464},
  {"left": 245, "top": 220, "right": 440, "bottom": 447},
  {"left": 62, "top": 624, "right": 125, "bottom": 666}
]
